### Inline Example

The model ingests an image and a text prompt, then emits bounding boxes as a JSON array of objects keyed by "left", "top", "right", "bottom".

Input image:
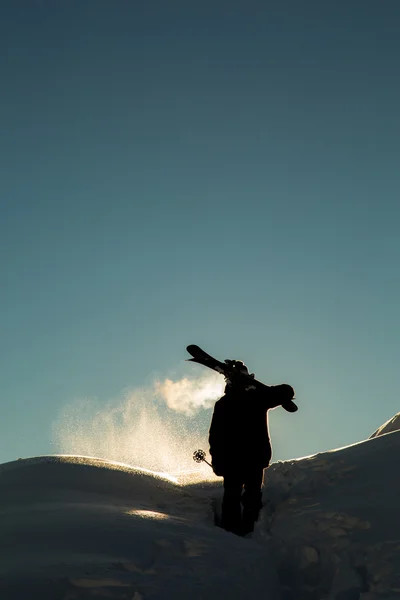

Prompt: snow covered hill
[
  {"left": 369, "top": 412, "right": 400, "bottom": 439},
  {"left": 0, "top": 455, "right": 278, "bottom": 599},
  {"left": 0, "top": 418, "right": 399, "bottom": 599},
  {"left": 261, "top": 427, "right": 400, "bottom": 600}
]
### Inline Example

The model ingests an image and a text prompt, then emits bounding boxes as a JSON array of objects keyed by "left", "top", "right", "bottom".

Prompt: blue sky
[{"left": 1, "top": 1, "right": 399, "bottom": 467}]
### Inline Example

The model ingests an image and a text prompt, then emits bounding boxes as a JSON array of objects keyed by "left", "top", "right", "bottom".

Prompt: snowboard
[{"left": 186, "top": 344, "right": 298, "bottom": 413}]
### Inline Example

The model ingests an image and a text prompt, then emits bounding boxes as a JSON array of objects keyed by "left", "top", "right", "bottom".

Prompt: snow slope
[
  {"left": 0, "top": 456, "right": 278, "bottom": 599},
  {"left": 1, "top": 420, "right": 399, "bottom": 600},
  {"left": 369, "top": 412, "right": 400, "bottom": 438},
  {"left": 262, "top": 428, "right": 400, "bottom": 600}
]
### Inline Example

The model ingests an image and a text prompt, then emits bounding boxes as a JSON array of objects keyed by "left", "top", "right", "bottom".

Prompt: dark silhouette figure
[{"left": 208, "top": 360, "right": 296, "bottom": 536}]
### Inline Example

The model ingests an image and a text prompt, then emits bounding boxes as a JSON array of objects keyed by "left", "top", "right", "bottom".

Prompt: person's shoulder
[
  {"left": 245, "top": 386, "right": 272, "bottom": 407},
  {"left": 213, "top": 395, "right": 225, "bottom": 407},
  {"left": 211, "top": 396, "right": 227, "bottom": 416},
  {"left": 216, "top": 394, "right": 228, "bottom": 403}
]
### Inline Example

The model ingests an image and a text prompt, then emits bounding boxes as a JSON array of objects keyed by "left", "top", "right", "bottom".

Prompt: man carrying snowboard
[{"left": 208, "top": 359, "right": 296, "bottom": 536}]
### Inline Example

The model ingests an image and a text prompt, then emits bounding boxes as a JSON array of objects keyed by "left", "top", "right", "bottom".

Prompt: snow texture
[
  {"left": 1, "top": 419, "right": 399, "bottom": 600},
  {"left": 262, "top": 427, "right": 400, "bottom": 600}
]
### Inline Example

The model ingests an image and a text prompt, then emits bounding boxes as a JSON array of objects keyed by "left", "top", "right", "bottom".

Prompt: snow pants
[{"left": 220, "top": 466, "right": 264, "bottom": 536}]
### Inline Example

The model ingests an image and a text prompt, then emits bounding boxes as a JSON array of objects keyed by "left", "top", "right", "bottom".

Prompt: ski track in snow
[{"left": 0, "top": 414, "right": 399, "bottom": 600}]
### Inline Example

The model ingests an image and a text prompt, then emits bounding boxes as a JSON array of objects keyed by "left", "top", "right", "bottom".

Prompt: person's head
[{"left": 224, "top": 359, "right": 254, "bottom": 391}]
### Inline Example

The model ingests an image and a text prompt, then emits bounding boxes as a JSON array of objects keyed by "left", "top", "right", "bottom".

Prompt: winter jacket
[{"left": 208, "top": 384, "right": 294, "bottom": 476}]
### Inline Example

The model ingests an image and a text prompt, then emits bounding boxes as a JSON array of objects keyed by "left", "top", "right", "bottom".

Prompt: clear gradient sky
[{"left": 1, "top": 1, "right": 399, "bottom": 467}]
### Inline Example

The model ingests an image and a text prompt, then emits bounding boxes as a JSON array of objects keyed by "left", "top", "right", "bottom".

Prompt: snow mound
[
  {"left": 1, "top": 418, "right": 400, "bottom": 599},
  {"left": 0, "top": 455, "right": 278, "bottom": 599},
  {"left": 369, "top": 412, "right": 400, "bottom": 438},
  {"left": 262, "top": 427, "right": 400, "bottom": 600}
]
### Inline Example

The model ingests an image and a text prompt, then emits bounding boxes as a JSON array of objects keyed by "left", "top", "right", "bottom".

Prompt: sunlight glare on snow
[{"left": 125, "top": 509, "right": 170, "bottom": 520}]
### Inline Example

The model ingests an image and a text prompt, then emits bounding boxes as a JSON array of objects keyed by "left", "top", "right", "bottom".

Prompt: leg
[
  {"left": 241, "top": 467, "right": 264, "bottom": 534},
  {"left": 221, "top": 472, "right": 243, "bottom": 535}
]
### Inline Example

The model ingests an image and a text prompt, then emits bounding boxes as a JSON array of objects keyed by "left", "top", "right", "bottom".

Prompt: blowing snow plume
[{"left": 52, "top": 372, "right": 224, "bottom": 479}]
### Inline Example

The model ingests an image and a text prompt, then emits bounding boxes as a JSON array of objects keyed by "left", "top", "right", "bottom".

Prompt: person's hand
[
  {"left": 280, "top": 383, "right": 295, "bottom": 400},
  {"left": 276, "top": 383, "right": 298, "bottom": 412}
]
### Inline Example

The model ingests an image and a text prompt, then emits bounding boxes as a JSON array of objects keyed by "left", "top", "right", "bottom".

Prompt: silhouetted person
[{"left": 209, "top": 360, "right": 296, "bottom": 536}]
